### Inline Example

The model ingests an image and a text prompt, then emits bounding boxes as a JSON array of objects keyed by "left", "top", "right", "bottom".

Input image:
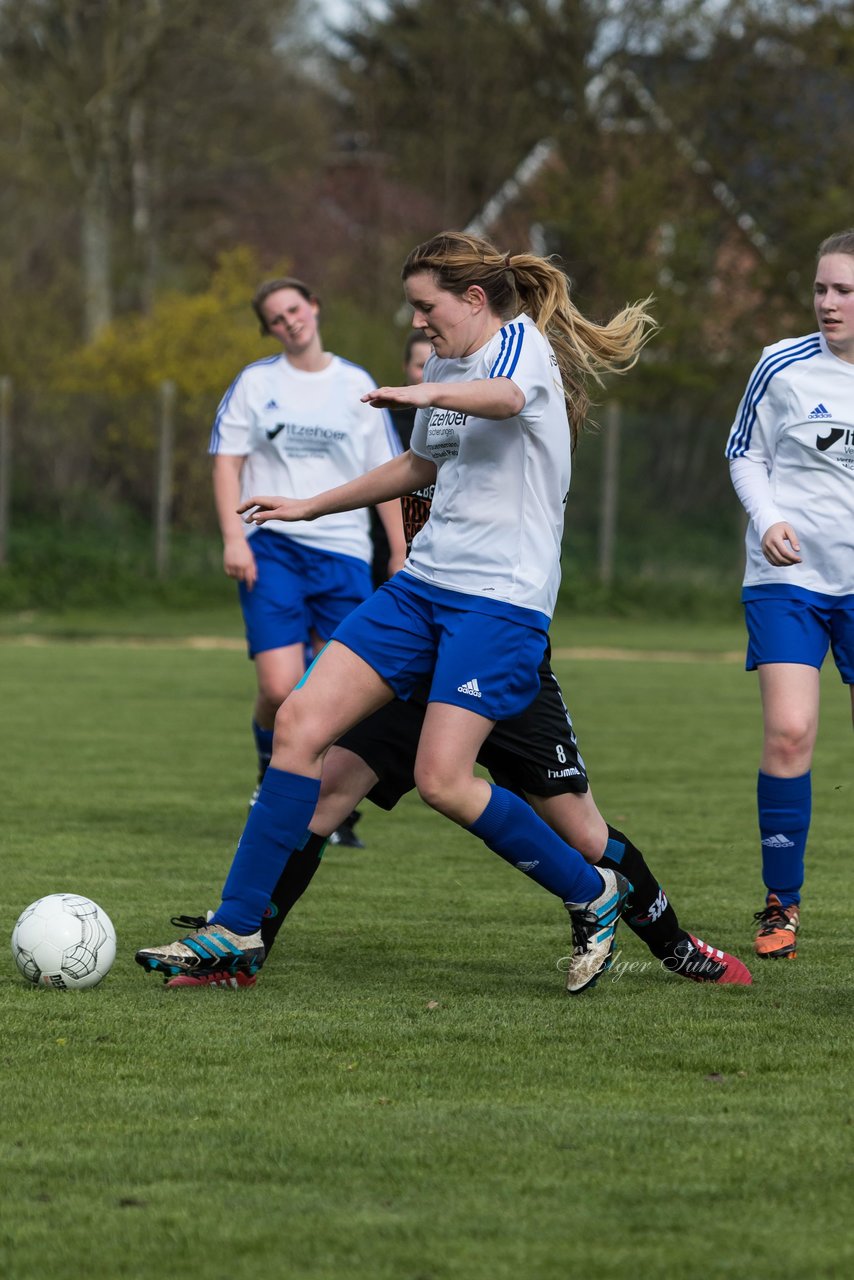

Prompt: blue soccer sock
[
  {"left": 212, "top": 767, "right": 320, "bottom": 935},
  {"left": 252, "top": 720, "right": 274, "bottom": 777},
  {"left": 467, "top": 784, "right": 604, "bottom": 904},
  {"left": 757, "top": 770, "right": 811, "bottom": 907}
]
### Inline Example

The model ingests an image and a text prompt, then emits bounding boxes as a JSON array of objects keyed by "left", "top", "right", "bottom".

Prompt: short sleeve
[
  {"left": 487, "top": 321, "right": 552, "bottom": 422},
  {"left": 209, "top": 369, "right": 251, "bottom": 456},
  {"left": 409, "top": 408, "right": 432, "bottom": 459},
  {"left": 409, "top": 354, "right": 438, "bottom": 459},
  {"left": 363, "top": 399, "right": 404, "bottom": 468}
]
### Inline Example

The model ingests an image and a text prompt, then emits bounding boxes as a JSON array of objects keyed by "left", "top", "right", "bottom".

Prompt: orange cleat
[{"left": 753, "top": 894, "right": 799, "bottom": 959}]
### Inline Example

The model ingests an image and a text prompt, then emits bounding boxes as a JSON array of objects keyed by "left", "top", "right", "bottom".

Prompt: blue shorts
[
  {"left": 239, "top": 530, "right": 372, "bottom": 658},
  {"left": 743, "top": 585, "right": 854, "bottom": 683},
  {"left": 329, "top": 572, "right": 548, "bottom": 721}
]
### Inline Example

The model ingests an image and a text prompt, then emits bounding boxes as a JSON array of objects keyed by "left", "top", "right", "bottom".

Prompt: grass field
[{"left": 1, "top": 615, "right": 851, "bottom": 1280}]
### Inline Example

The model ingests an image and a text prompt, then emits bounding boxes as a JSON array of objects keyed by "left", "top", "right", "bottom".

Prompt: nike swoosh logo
[{"left": 816, "top": 427, "right": 844, "bottom": 451}]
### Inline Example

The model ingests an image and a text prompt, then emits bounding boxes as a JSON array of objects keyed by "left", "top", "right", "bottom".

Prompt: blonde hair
[{"left": 402, "top": 231, "right": 656, "bottom": 447}]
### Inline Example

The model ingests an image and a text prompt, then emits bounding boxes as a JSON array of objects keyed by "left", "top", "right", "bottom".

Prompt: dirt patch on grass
[
  {"left": 4, "top": 633, "right": 742, "bottom": 662},
  {"left": 551, "top": 646, "right": 742, "bottom": 664}
]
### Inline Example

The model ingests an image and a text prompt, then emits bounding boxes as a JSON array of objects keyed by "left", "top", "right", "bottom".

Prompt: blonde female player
[
  {"left": 726, "top": 228, "right": 854, "bottom": 959},
  {"left": 137, "top": 231, "right": 655, "bottom": 995}
]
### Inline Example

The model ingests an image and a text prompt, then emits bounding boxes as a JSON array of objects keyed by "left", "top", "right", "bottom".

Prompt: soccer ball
[{"left": 11, "top": 894, "right": 117, "bottom": 990}]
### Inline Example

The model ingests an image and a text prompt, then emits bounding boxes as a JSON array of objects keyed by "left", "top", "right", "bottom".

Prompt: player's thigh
[
  {"left": 413, "top": 702, "right": 495, "bottom": 801},
  {"left": 254, "top": 643, "right": 307, "bottom": 707},
  {"left": 757, "top": 663, "right": 821, "bottom": 745},
  {"left": 335, "top": 697, "right": 426, "bottom": 810},
  {"left": 276, "top": 640, "right": 395, "bottom": 755}
]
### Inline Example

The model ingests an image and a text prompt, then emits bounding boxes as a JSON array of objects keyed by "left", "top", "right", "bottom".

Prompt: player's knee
[
  {"left": 573, "top": 820, "right": 609, "bottom": 862},
  {"left": 256, "top": 675, "right": 295, "bottom": 712},
  {"left": 413, "top": 761, "right": 451, "bottom": 815},
  {"left": 765, "top": 718, "right": 816, "bottom": 768},
  {"left": 413, "top": 762, "right": 471, "bottom": 822},
  {"left": 271, "top": 692, "right": 323, "bottom": 762}
]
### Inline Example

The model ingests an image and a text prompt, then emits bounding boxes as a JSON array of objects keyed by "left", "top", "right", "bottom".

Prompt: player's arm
[
  {"left": 212, "top": 454, "right": 258, "bottom": 586},
  {"left": 362, "top": 377, "right": 524, "bottom": 420},
  {"left": 728, "top": 456, "right": 801, "bottom": 566},
  {"left": 239, "top": 450, "right": 436, "bottom": 526},
  {"left": 375, "top": 498, "right": 408, "bottom": 575}
]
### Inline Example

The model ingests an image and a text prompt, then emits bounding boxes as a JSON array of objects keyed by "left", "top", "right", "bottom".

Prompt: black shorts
[{"left": 335, "top": 648, "right": 589, "bottom": 810}]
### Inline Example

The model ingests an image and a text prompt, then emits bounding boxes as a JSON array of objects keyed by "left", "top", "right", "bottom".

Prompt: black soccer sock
[
  {"left": 260, "top": 831, "right": 327, "bottom": 956},
  {"left": 599, "top": 825, "right": 689, "bottom": 959}
]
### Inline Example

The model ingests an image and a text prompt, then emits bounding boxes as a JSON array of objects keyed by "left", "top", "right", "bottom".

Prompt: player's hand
[
  {"left": 761, "top": 521, "right": 802, "bottom": 566},
  {"left": 223, "top": 536, "right": 257, "bottom": 589},
  {"left": 361, "top": 382, "right": 436, "bottom": 410},
  {"left": 238, "top": 495, "right": 316, "bottom": 525}
]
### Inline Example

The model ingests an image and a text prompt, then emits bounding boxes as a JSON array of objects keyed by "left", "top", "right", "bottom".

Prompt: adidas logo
[
  {"left": 516, "top": 860, "right": 540, "bottom": 872},
  {"left": 264, "top": 398, "right": 279, "bottom": 410},
  {"left": 808, "top": 403, "right": 832, "bottom": 419},
  {"left": 457, "top": 678, "right": 482, "bottom": 698},
  {"left": 761, "top": 833, "right": 795, "bottom": 848}
]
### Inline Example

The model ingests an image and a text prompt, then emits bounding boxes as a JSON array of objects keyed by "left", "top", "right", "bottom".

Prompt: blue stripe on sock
[{"left": 604, "top": 836, "right": 625, "bottom": 864}]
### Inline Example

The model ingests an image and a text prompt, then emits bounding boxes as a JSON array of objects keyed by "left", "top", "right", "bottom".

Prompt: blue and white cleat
[
  {"left": 135, "top": 921, "right": 264, "bottom": 980},
  {"left": 564, "top": 868, "right": 630, "bottom": 995}
]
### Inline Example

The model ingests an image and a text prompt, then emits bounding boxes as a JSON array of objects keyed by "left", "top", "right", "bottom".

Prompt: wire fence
[{"left": 0, "top": 377, "right": 747, "bottom": 608}]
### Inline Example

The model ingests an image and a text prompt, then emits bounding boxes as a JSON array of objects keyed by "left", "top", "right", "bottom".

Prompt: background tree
[
  {"left": 332, "top": 0, "right": 595, "bottom": 227},
  {"left": 0, "top": 0, "right": 328, "bottom": 342}
]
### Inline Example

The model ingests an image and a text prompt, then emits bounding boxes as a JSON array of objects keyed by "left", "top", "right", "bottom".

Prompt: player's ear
[{"left": 463, "top": 284, "right": 487, "bottom": 312}]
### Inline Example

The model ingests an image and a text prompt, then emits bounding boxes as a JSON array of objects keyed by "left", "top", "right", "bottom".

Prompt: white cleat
[{"left": 564, "top": 868, "right": 630, "bottom": 995}]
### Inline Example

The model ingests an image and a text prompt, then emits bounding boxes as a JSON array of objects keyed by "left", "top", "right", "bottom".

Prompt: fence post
[
  {"left": 598, "top": 400, "right": 621, "bottom": 587},
  {"left": 154, "top": 378, "right": 176, "bottom": 579},
  {"left": 0, "top": 376, "right": 11, "bottom": 568}
]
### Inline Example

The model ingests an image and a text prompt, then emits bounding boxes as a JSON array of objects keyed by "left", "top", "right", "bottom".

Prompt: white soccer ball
[{"left": 11, "top": 894, "right": 117, "bottom": 990}]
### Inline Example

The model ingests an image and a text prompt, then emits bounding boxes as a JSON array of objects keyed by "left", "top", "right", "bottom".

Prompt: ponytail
[{"left": 402, "top": 231, "right": 656, "bottom": 448}]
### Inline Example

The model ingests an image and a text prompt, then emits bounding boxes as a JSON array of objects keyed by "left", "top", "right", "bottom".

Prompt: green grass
[{"left": 0, "top": 631, "right": 851, "bottom": 1279}]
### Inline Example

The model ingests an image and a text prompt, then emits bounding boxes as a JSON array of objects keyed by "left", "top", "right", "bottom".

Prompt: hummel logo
[
  {"left": 633, "top": 887, "right": 669, "bottom": 925},
  {"left": 761, "top": 833, "right": 795, "bottom": 848},
  {"left": 457, "top": 678, "right": 482, "bottom": 698},
  {"left": 808, "top": 403, "right": 832, "bottom": 419},
  {"left": 264, "top": 399, "right": 279, "bottom": 410}
]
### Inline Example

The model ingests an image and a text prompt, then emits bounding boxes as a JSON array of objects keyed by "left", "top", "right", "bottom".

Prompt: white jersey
[
  {"left": 407, "top": 314, "right": 570, "bottom": 618},
  {"left": 725, "top": 332, "right": 854, "bottom": 596},
  {"left": 209, "top": 353, "right": 401, "bottom": 563}
]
